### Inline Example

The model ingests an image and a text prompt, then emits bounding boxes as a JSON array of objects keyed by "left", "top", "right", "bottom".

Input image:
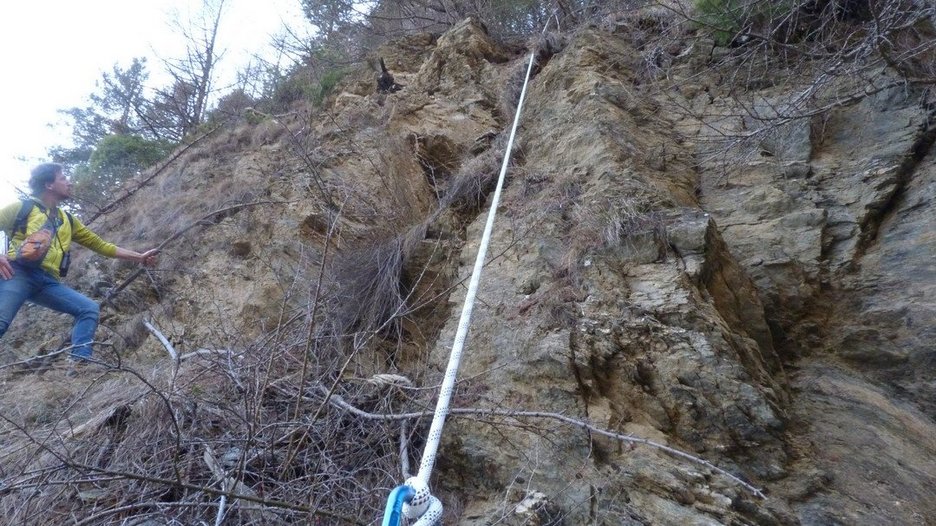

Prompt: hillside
[{"left": 1, "top": 9, "right": 934, "bottom": 526}]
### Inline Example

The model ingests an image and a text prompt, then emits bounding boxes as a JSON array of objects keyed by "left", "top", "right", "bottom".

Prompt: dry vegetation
[
  {"left": 0, "top": 45, "right": 526, "bottom": 523},
  {"left": 653, "top": 0, "right": 936, "bottom": 165}
]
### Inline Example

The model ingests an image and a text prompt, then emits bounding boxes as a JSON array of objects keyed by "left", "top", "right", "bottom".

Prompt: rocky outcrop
[
  {"left": 426, "top": 26, "right": 793, "bottom": 525},
  {"left": 685, "top": 36, "right": 936, "bottom": 526},
  {"left": 420, "top": 18, "right": 935, "bottom": 526}
]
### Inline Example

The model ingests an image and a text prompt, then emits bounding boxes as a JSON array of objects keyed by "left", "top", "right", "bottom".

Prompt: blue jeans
[{"left": 0, "top": 262, "right": 99, "bottom": 359}]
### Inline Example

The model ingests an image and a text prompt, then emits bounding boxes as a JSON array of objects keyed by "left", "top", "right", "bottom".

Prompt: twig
[
  {"left": 0, "top": 348, "right": 67, "bottom": 370},
  {"left": 216, "top": 494, "right": 228, "bottom": 526},
  {"left": 69, "top": 461, "right": 362, "bottom": 523},
  {"left": 204, "top": 446, "right": 260, "bottom": 524},
  {"left": 400, "top": 418, "right": 411, "bottom": 479},
  {"left": 73, "top": 501, "right": 226, "bottom": 526},
  {"left": 319, "top": 388, "right": 766, "bottom": 499},
  {"left": 0, "top": 421, "right": 363, "bottom": 525},
  {"left": 100, "top": 199, "right": 281, "bottom": 308},
  {"left": 178, "top": 348, "right": 232, "bottom": 361},
  {"left": 143, "top": 319, "right": 179, "bottom": 387},
  {"left": 279, "top": 196, "right": 341, "bottom": 478}
]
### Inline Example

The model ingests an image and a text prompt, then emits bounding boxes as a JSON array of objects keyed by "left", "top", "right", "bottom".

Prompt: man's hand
[
  {"left": 114, "top": 247, "right": 160, "bottom": 267},
  {"left": 139, "top": 249, "right": 159, "bottom": 268},
  {"left": 0, "top": 256, "right": 13, "bottom": 280}
]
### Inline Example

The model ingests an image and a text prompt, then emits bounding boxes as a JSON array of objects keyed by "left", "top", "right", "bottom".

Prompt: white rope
[
  {"left": 419, "top": 42, "right": 537, "bottom": 484},
  {"left": 418, "top": 45, "right": 535, "bottom": 485},
  {"left": 398, "top": 33, "right": 542, "bottom": 526}
]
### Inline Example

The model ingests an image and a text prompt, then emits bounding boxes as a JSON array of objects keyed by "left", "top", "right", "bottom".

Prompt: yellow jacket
[{"left": 0, "top": 198, "right": 117, "bottom": 279}]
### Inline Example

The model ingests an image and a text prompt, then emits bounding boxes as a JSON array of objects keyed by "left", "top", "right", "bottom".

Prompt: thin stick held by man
[{"left": 0, "top": 163, "right": 158, "bottom": 362}]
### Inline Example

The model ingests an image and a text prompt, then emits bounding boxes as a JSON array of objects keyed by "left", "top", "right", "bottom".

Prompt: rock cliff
[{"left": 1, "top": 14, "right": 933, "bottom": 526}]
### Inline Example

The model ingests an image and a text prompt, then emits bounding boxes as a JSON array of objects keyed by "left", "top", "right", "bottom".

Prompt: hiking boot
[{"left": 64, "top": 356, "right": 91, "bottom": 377}]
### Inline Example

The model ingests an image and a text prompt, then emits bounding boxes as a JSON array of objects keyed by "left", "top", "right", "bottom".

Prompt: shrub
[
  {"left": 694, "top": 0, "right": 796, "bottom": 46},
  {"left": 73, "top": 134, "right": 174, "bottom": 205},
  {"left": 210, "top": 89, "right": 256, "bottom": 121},
  {"left": 268, "top": 74, "right": 312, "bottom": 111},
  {"left": 312, "top": 68, "right": 346, "bottom": 106}
]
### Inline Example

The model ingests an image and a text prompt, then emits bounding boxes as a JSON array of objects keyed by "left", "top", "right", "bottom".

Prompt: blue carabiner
[{"left": 381, "top": 484, "right": 416, "bottom": 526}]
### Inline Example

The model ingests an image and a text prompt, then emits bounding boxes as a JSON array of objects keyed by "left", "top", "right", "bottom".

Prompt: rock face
[
  {"left": 428, "top": 27, "right": 792, "bottom": 525},
  {"left": 1, "top": 15, "right": 933, "bottom": 526},
  {"left": 415, "top": 18, "right": 935, "bottom": 526},
  {"left": 691, "top": 76, "right": 936, "bottom": 525}
]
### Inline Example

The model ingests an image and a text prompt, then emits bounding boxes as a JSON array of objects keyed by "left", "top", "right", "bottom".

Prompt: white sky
[{"left": 0, "top": 0, "right": 305, "bottom": 205}]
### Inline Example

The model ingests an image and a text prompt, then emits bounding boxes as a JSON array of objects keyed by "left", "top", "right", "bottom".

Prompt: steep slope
[
  {"left": 0, "top": 13, "right": 933, "bottom": 526},
  {"left": 683, "top": 32, "right": 936, "bottom": 526},
  {"left": 426, "top": 24, "right": 792, "bottom": 525}
]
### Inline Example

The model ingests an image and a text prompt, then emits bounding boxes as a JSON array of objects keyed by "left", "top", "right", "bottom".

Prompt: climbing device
[{"left": 381, "top": 22, "right": 547, "bottom": 526}]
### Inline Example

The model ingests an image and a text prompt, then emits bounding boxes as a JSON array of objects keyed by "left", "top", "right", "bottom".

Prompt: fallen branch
[
  {"left": 204, "top": 445, "right": 263, "bottom": 524},
  {"left": 143, "top": 319, "right": 179, "bottom": 387},
  {"left": 143, "top": 320, "right": 178, "bottom": 363},
  {"left": 319, "top": 386, "right": 766, "bottom": 499},
  {"left": 0, "top": 348, "right": 67, "bottom": 371},
  {"left": 100, "top": 199, "right": 282, "bottom": 308}
]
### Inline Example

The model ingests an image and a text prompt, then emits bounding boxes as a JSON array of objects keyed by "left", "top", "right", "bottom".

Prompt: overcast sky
[{"left": 0, "top": 0, "right": 304, "bottom": 205}]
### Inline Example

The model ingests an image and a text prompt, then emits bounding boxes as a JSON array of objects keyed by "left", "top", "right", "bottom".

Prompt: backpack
[{"left": 13, "top": 199, "right": 76, "bottom": 277}]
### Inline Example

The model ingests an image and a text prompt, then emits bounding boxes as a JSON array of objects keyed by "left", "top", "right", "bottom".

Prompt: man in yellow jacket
[{"left": 0, "top": 163, "right": 158, "bottom": 362}]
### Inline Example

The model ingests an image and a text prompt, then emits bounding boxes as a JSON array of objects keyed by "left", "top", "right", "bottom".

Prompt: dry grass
[
  {"left": 437, "top": 138, "right": 505, "bottom": 216},
  {"left": 563, "top": 191, "right": 669, "bottom": 269},
  {"left": 499, "top": 31, "right": 567, "bottom": 122}
]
